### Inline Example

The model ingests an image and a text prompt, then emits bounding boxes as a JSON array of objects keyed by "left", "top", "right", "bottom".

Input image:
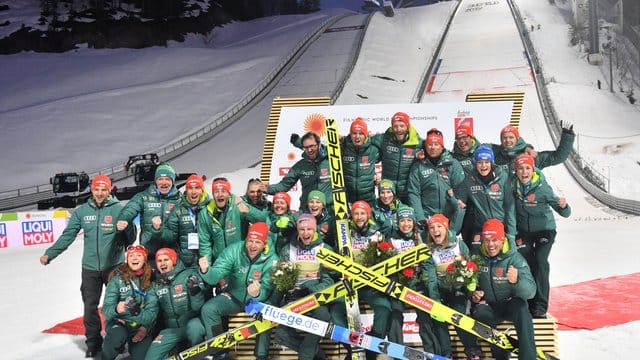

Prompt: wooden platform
[{"left": 225, "top": 309, "right": 558, "bottom": 359}]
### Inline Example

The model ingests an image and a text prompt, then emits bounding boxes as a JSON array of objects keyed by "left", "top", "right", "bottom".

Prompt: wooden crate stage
[{"left": 225, "top": 310, "right": 557, "bottom": 359}]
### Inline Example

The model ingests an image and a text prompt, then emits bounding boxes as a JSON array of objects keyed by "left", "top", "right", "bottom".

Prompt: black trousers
[{"left": 80, "top": 267, "right": 113, "bottom": 349}]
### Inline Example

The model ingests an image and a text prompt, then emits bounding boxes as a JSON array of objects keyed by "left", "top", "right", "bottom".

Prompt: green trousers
[
  {"left": 472, "top": 297, "right": 536, "bottom": 360},
  {"left": 359, "top": 287, "right": 391, "bottom": 337},
  {"left": 517, "top": 229, "right": 556, "bottom": 314},
  {"left": 144, "top": 317, "right": 206, "bottom": 359},
  {"left": 200, "top": 293, "right": 271, "bottom": 357},
  {"left": 101, "top": 322, "right": 152, "bottom": 360}
]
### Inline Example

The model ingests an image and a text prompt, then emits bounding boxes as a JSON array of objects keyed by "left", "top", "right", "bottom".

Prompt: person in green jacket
[
  {"left": 408, "top": 128, "right": 465, "bottom": 234},
  {"left": 117, "top": 163, "right": 182, "bottom": 264},
  {"left": 152, "top": 174, "right": 209, "bottom": 268},
  {"left": 492, "top": 123, "right": 575, "bottom": 176},
  {"left": 454, "top": 145, "right": 516, "bottom": 255},
  {"left": 40, "top": 175, "right": 137, "bottom": 358},
  {"left": 198, "top": 177, "right": 267, "bottom": 264},
  {"left": 513, "top": 155, "right": 571, "bottom": 318},
  {"left": 264, "top": 132, "right": 333, "bottom": 211},
  {"left": 422, "top": 214, "right": 480, "bottom": 360},
  {"left": 291, "top": 190, "right": 336, "bottom": 249},
  {"left": 198, "top": 222, "right": 276, "bottom": 360},
  {"left": 102, "top": 245, "right": 158, "bottom": 360},
  {"left": 369, "top": 111, "right": 423, "bottom": 204},
  {"left": 268, "top": 191, "right": 296, "bottom": 254},
  {"left": 371, "top": 179, "right": 405, "bottom": 236},
  {"left": 470, "top": 219, "right": 537, "bottom": 360},
  {"left": 145, "top": 248, "right": 206, "bottom": 359},
  {"left": 273, "top": 214, "right": 336, "bottom": 360},
  {"left": 342, "top": 117, "right": 381, "bottom": 205}
]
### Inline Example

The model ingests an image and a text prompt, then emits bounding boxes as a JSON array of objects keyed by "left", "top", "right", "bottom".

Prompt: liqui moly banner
[
  {"left": 269, "top": 102, "right": 512, "bottom": 210},
  {"left": 0, "top": 210, "right": 69, "bottom": 249}
]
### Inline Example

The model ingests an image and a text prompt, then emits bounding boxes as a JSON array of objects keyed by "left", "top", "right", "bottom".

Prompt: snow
[{"left": 0, "top": 0, "right": 639, "bottom": 359}]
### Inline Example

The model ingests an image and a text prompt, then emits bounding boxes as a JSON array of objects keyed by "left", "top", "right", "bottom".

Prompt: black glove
[
  {"left": 186, "top": 274, "right": 201, "bottom": 296},
  {"left": 290, "top": 133, "right": 300, "bottom": 145},
  {"left": 560, "top": 120, "right": 574, "bottom": 135},
  {"left": 417, "top": 220, "right": 427, "bottom": 231},
  {"left": 124, "top": 296, "right": 140, "bottom": 316},
  {"left": 284, "top": 287, "right": 310, "bottom": 303}
]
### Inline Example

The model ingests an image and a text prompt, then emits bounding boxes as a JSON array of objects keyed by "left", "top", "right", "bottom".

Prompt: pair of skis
[
  {"left": 316, "top": 247, "right": 560, "bottom": 360},
  {"left": 245, "top": 299, "right": 450, "bottom": 360},
  {"left": 167, "top": 245, "right": 431, "bottom": 360}
]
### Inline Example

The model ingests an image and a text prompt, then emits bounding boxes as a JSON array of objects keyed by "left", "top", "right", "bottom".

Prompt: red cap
[
  {"left": 482, "top": 219, "right": 505, "bottom": 240},
  {"left": 155, "top": 247, "right": 178, "bottom": 265},
  {"left": 501, "top": 125, "right": 520, "bottom": 140},
  {"left": 350, "top": 117, "right": 368, "bottom": 135},
  {"left": 273, "top": 192, "right": 291, "bottom": 209},
  {"left": 515, "top": 154, "right": 535, "bottom": 169},
  {"left": 185, "top": 174, "right": 204, "bottom": 189},
  {"left": 455, "top": 124, "right": 473, "bottom": 138},
  {"left": 91, "top": 175, "right": 112, "bottom": 190},
  {"left": 126, "top": 244, "right": 148, "bottom": 261},
  {"left": 212, "top": 178, "right": 231, "bottom": 193},
  {"left": 426, "top": 128, "right": 444, "bottom": 147},
  {"left": 427, "top": 213, "right": 449, "bottom": 230},
  {"left": 351, "top": 200, "right": 371, "bottom": 218},
  {"left": 247, "top": 222, "right": 269, "bottom": 243},
  {"left": 391, "top": 112, "right": 410, "bottom": 127}
]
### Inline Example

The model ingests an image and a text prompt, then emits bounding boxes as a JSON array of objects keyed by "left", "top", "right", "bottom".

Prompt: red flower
[
  {"left": 378, "top": 241, "right": 394, "bottom": 251},
  {"left": 445, "top": 263, "right": 455, "bottom": 272},
  {"left": 466, "top": 261, "right": 478, "bottom": 271},
  {"left": 402, "top": 268, "right": 414, "bottom": 278}
]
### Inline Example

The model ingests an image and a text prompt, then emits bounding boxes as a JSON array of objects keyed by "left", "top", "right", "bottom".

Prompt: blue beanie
[
  {"left": 474, "top": 145, "right": 494, "bottom": 163},
  {"left": 155, "top": 163, "right": 176, "bottom": 182}
]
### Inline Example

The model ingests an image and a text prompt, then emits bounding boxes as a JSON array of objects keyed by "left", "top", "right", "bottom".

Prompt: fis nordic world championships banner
[
  {"left": 0, "top": 210, "right": 69, "bottom": 249},
  {"left": 269, "top": 102, "right": 513, "bottom": 210}
]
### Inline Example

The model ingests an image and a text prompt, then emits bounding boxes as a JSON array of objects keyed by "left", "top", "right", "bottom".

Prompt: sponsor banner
[
  {"left": 270, "top": 102, "right": 511, "bottom": 209},
  {"left": 0, "top": 210, "right": 69, "bottom": 249},
  {"left": 360, "top": 311, "right": 420, "bottom": 343}
]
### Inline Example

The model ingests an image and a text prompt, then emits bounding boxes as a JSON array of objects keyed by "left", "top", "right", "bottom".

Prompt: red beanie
[
  {"left": 247, "top": 222, "right": 269, "bottom": 243},
  {"left": 91, "top": 175, "right": 112, "bottom": 190},
  {"left": 391, "top": 112, "right": 410, "bottom": 127},
  {"left": 501, "top": 125, "right": 520, "bottom": 140},
  {"left": 155, "top": 247, "right": 178, "bottom": 265},
  {"left": 212, "top": 178, "right": 231, "bottom": 193},
  {"left": 482, "top": 219, "right": 505, "bottom": 240},
  {"left": 350, "top": 117, "right": 368, "bottom": 135},
  {"left": 185, "top": 174, "right": 204, "bottom": 189},
  {"left": 455, "top": 124, "right": 473, "bottom": 138},
  {"left": 126, "top": 244, "right": 148, "bottom": 261},
  {"left": 351, "top": 200, "right": 371, "bottom": 218},
  {"left": 427, "top": 213, "right": 449, "bottom": 230},
  {"left": 273, "top": 192, "right": 291, "bottom": 209},
  {"left": 515, "top": 154, "right": 535, "bottom": 169},
  {"left": 426, "top": 128, "right": 444, "bottom": 147}
]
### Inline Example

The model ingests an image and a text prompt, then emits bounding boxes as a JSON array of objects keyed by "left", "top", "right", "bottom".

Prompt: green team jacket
[
  {"left": 44, "top": 196, "right": 137, "bottom": 271},
  {"left": 342, "top": 135, "right": 381, "bottom": 205},
  {"left": 103, "top": 272, "right": 158, "bottom": 330},
  {"left": 371, "top": 197, "right": 405, "bottom": 237},
  {"left": 407, "top": 150, "right": 465, "bottom": 223},
  {"left": 454, "top": 167, "right": 516, "bottom": 239},
  {"left": 149, "top": 261, "right": 205, "bottom": 328},
  {"left": 451, "top": 136, "right": 481, "bottom": 175},
  {"left": 197, "top": 194, "right": 267, "bottom": 262},
  {"left": 493, "top": 131, "right": 575, "bottom": 176},
  {"left": 512, "top": 169, "right": 572, "bottom": 233},
  {"left": 477, "top": 239, "right": 536, "bottom": 303},
  {"left": 370, "top": 126, "right": 423, "bottom": 202},
  {"left": 154, "top": 191, "right": 209, "bottom": 267},
  {"left": 267, "top": 145, "right": 332, "bottom": 209},
  {"left": 117, "top": 183, "right": 182, "bottom": 257},
  {"left": 200, "top": 241, "right": 277, "bottom": 304}
]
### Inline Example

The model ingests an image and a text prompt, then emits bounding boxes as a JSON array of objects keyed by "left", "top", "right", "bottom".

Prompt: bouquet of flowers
[
  {"left": 355, "top": 240, "right": 397, "bottom": 267},
  {"left": 271, "top": 260, "right": 299, "bottom": 292},
  {"left": 443, "top": 255, "right": 483, "bottom": 291}
]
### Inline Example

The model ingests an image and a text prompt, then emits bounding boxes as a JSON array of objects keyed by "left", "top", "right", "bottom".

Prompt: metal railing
[
  {"left": 508, "top": 0, "right": 640, "bottom": 215},
  {"left": 0, "top": 12, "right": 347, "bottom": 211}
]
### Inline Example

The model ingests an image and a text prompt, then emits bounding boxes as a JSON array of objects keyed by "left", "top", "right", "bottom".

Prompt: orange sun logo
[
  {"left": 287, "top": 152, "right": 296, "bottom": 161},
  {"left": 304, "top": 113, "right": 326, "bottom": 136}
]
